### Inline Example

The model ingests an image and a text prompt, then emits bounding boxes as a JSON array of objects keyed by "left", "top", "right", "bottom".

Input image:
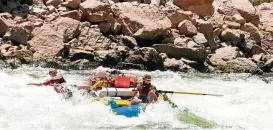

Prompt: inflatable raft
[
  {"left": 92, "top": 93, "right": 217, "bottom": 129},
  {"left": 89, "top": 75, "right": 217, "bottom": 128}
]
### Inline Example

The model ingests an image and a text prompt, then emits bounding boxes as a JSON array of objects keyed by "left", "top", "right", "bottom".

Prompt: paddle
[
  {"left": 160, "top": 93, "right": 218, "bottom": 128},
  {"left": 156, "top": 90, "right": 223, "bottom": 97}
]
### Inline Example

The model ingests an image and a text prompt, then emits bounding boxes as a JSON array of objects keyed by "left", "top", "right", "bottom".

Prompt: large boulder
[
  {"left": 208, "top": 46, "right": 261, "bottom": 72},
  {"left": 220, "top": 29, "right": 240, "bottom": 46},
  {"left": 192, "top": 33, "right": 208, "bottom": 46},
  {"left": 124, "top": 47, "right": 164, "bottom": 71},
  {"left": 94, "top": 50, "right": 122, "bottom": 66},
  {"left": 111, "top": 3, "right": 172, "bottom": 42},
  {"left": 258, "top": 2, "right": 273, "bottom": 29},
  {"left": 152, "top": 44, "right": 208, "bottom": 63},
  {"left": 125, "top": 54, "right": 144, "bottom": 65},
  {"left": 139, "top": 47, "right": 164, "bottom": 71},
  {"left": 164, "top": 58, "right": 191, "bottom": 72},
  {"left": 173, "top": 0, "right": 214, "bottom": 17},
  {"left": 121, "top": 35, "right": 138, "bottom": 49},
  {"left": 78, "top": 23, "right": 113, "bottom": 50},
  {"left": 69, "top": 49, "right": 94, "bottom": 61},
  {"left": 178, "top": 20, "right": 197, "bottom": 36},
  {"left": 250, "top": 45, "right": 267, "bottom": 56},
  {"left": 230, "top": 0, "right": 260, "bottom": 26},
  {"left": 162, "top": 4, "right": 196, "bottom": 28},
  {"left": 79, "top": 0, "right": 113, "bottom": 23},
  {"left": 51, "top": 17, "right": 81, "bottom": 43},
  {"left": 241, "top": 22, "right": 261, "bottom": 45},
  {"left": 223, "top": 58, "right": 260, "bottom": 73},
  {"left": 207, "top": 46, "right": 261, "bottom": 72},
  {"left": 29, "top": 25, "right": 64, "bottom": 60},
  {"left": 209, "top": 46, "right": 243, "bottom": 65},
  {"left": 213, "top": 0, "right": 259, "bottom": 26},
  {"left": 196, "top": 19, "right": 216, "bottom": 50},
  {"left": 4, "top": 25, "right": 31, "bottom": 45},
  {"left": 0, "top": 0, "right": 30, "bottom": 17},
  {"left": 62, "top": 0, "right": 81, "bottom": 9},
  {"left": 257, "top": 3, "right": 273, "bottom": 54}
]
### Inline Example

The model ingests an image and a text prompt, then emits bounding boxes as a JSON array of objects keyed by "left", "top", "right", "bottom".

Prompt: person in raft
[
  {"left": 75, "top": 71, "right": 112, "bottom": 91},
  {"left": 27, "top": 68, "right": 66, "bottom": 93},
  {"left": 130, "top": 74, "right": 158, "bottom": 104}
]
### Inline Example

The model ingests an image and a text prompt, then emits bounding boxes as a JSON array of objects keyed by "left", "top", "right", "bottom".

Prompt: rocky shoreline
[{"left": 1, "top": 0, "right": 273, "bottom": 74}]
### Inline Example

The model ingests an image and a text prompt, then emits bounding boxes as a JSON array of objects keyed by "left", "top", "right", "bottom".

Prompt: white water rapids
[{"left": 0, "top": 66, "right": 272, "bottom": 130}]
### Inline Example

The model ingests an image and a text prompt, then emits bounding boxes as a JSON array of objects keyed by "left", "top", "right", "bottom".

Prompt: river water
[{"left": 0, "top": 66, "right": 272, "bottom": 130}]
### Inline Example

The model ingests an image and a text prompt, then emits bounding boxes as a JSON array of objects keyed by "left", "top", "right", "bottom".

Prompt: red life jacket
[
  {"left": 139, "top": 82, "right": 152, "bottom": 96},
  {"left": 43, "top": 76, "right": 66, "bottom": 93}
]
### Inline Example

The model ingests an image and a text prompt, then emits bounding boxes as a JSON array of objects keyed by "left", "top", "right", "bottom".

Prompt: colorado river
[{"left": 0, "top": 66, "right": 272, "bottom": 130}]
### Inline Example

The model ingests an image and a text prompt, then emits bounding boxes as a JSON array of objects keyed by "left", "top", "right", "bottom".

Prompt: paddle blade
[{"left": 177, "top": 112, "right": 217, "bottom": 129}]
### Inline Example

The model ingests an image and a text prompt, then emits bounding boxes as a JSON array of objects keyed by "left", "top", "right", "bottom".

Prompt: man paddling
[
  {"left": 27, "top": 68, "right": 67, "bottom": 93},
  {"left": 130, "top": 74, "right": 158, "bottom": 104}
]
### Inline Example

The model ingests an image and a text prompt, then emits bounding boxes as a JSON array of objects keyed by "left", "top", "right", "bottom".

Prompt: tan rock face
[
  {"left": 232, "top": 14, "right": 246, "bottom": 25},
  {"left": 250, "top": 45, "right": 267, "bottom": 56},
  {"left": 152, "top": 44, "right": 208, "bottom": 63},
  {"left": 0, "top": 0, "right": 272, "bottom": 73},
  {"left": 225, "top": 57, "right": 259, "bottom": 72},
  {"left": 164, "top": 58, "right": 187, "bottom": 71},
  {"left": 94, "top": 50, "right": 122, "bottom": 66},
  {"left": 241, "top": 22, "right": 261, "bottom": 44},
  {"left": 256, "top": 3, "right": 273, "bottom": 54},
  {"left": 196, "top": 19, "right": 216, "bottom": 50},
  {"left": 192, "top": 33, "right": 208, "bottom": 46},
  {"left": 139, "top": 47, "right": 164, "bottom": 70},
  {"left": 60, "top": 10, "right": 82, "bottom": 21},
  {"left": 51, "top": 17, "right": 81, "bottom": 43},
  {"left": 220, "top": 29, "right": 240, "bottom": 46},
  {"left": 207, "top": 46, "right": 261, "bottom": 73},
  {"left": 62, "top": 0, "right": 81, "bottom": 9},
  {"left": 112, "top": 3, "right": 171, "bottom": 41},
  {"left": 78, "top": 23, "right": 112, "bottom": 50},
  {"left": 213, "top": 0, "right": 259, "bottom": 26},
  {"left": 209, "top": 46, "right": 243, "bottom": 63},
  {"left": 29, "top": 26, "right": 64, "bottom": 60},
  {"left": 121, "top": 35, "right": 138, "bottom": 49},
  {"left": 230, "top": 0, "right": 260, "bottom": 26},
  {"left": 45, "top": 0, "right": 62, "bottom": 7},
  {"left": 162, "top": 5, "right": 195, "bottom": 28},
  {"left": 8, "top": 25, "right": 31, "bottom": 45},
  {"left": 79, "top": 0, "right": 113, "bottom": 23},
  {"left": 174, "top": 0, "right": 214, "bottom": 17},
  {"left": 178, "top": 20, "right": 197, "bottom": 36}
]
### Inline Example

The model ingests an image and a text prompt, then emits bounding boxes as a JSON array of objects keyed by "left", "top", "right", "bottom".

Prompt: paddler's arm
[
  {"left": 136, "top": 81, "right": 142, "bottom": 90},
  {"left": 28, "top": 80, "right": 52, "bottom": 87},
  {"left": 27, "top": 83, "right": 45, "bottom": 87},
  {"left": 75, "top": 85, "right": 90, "bottom": 90}
]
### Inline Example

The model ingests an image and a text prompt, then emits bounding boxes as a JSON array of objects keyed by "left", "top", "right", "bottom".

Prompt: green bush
[{"left": 249, "top": 0, "right": 273, "bottom": 6}]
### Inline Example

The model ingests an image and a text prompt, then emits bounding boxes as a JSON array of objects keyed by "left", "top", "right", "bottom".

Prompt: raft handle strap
[
  {"left": 106, "top": 87, "right": 108, "bottom": 97},
  {"left": 115, "top": 87, "right": 117, "bottom": 97}
]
